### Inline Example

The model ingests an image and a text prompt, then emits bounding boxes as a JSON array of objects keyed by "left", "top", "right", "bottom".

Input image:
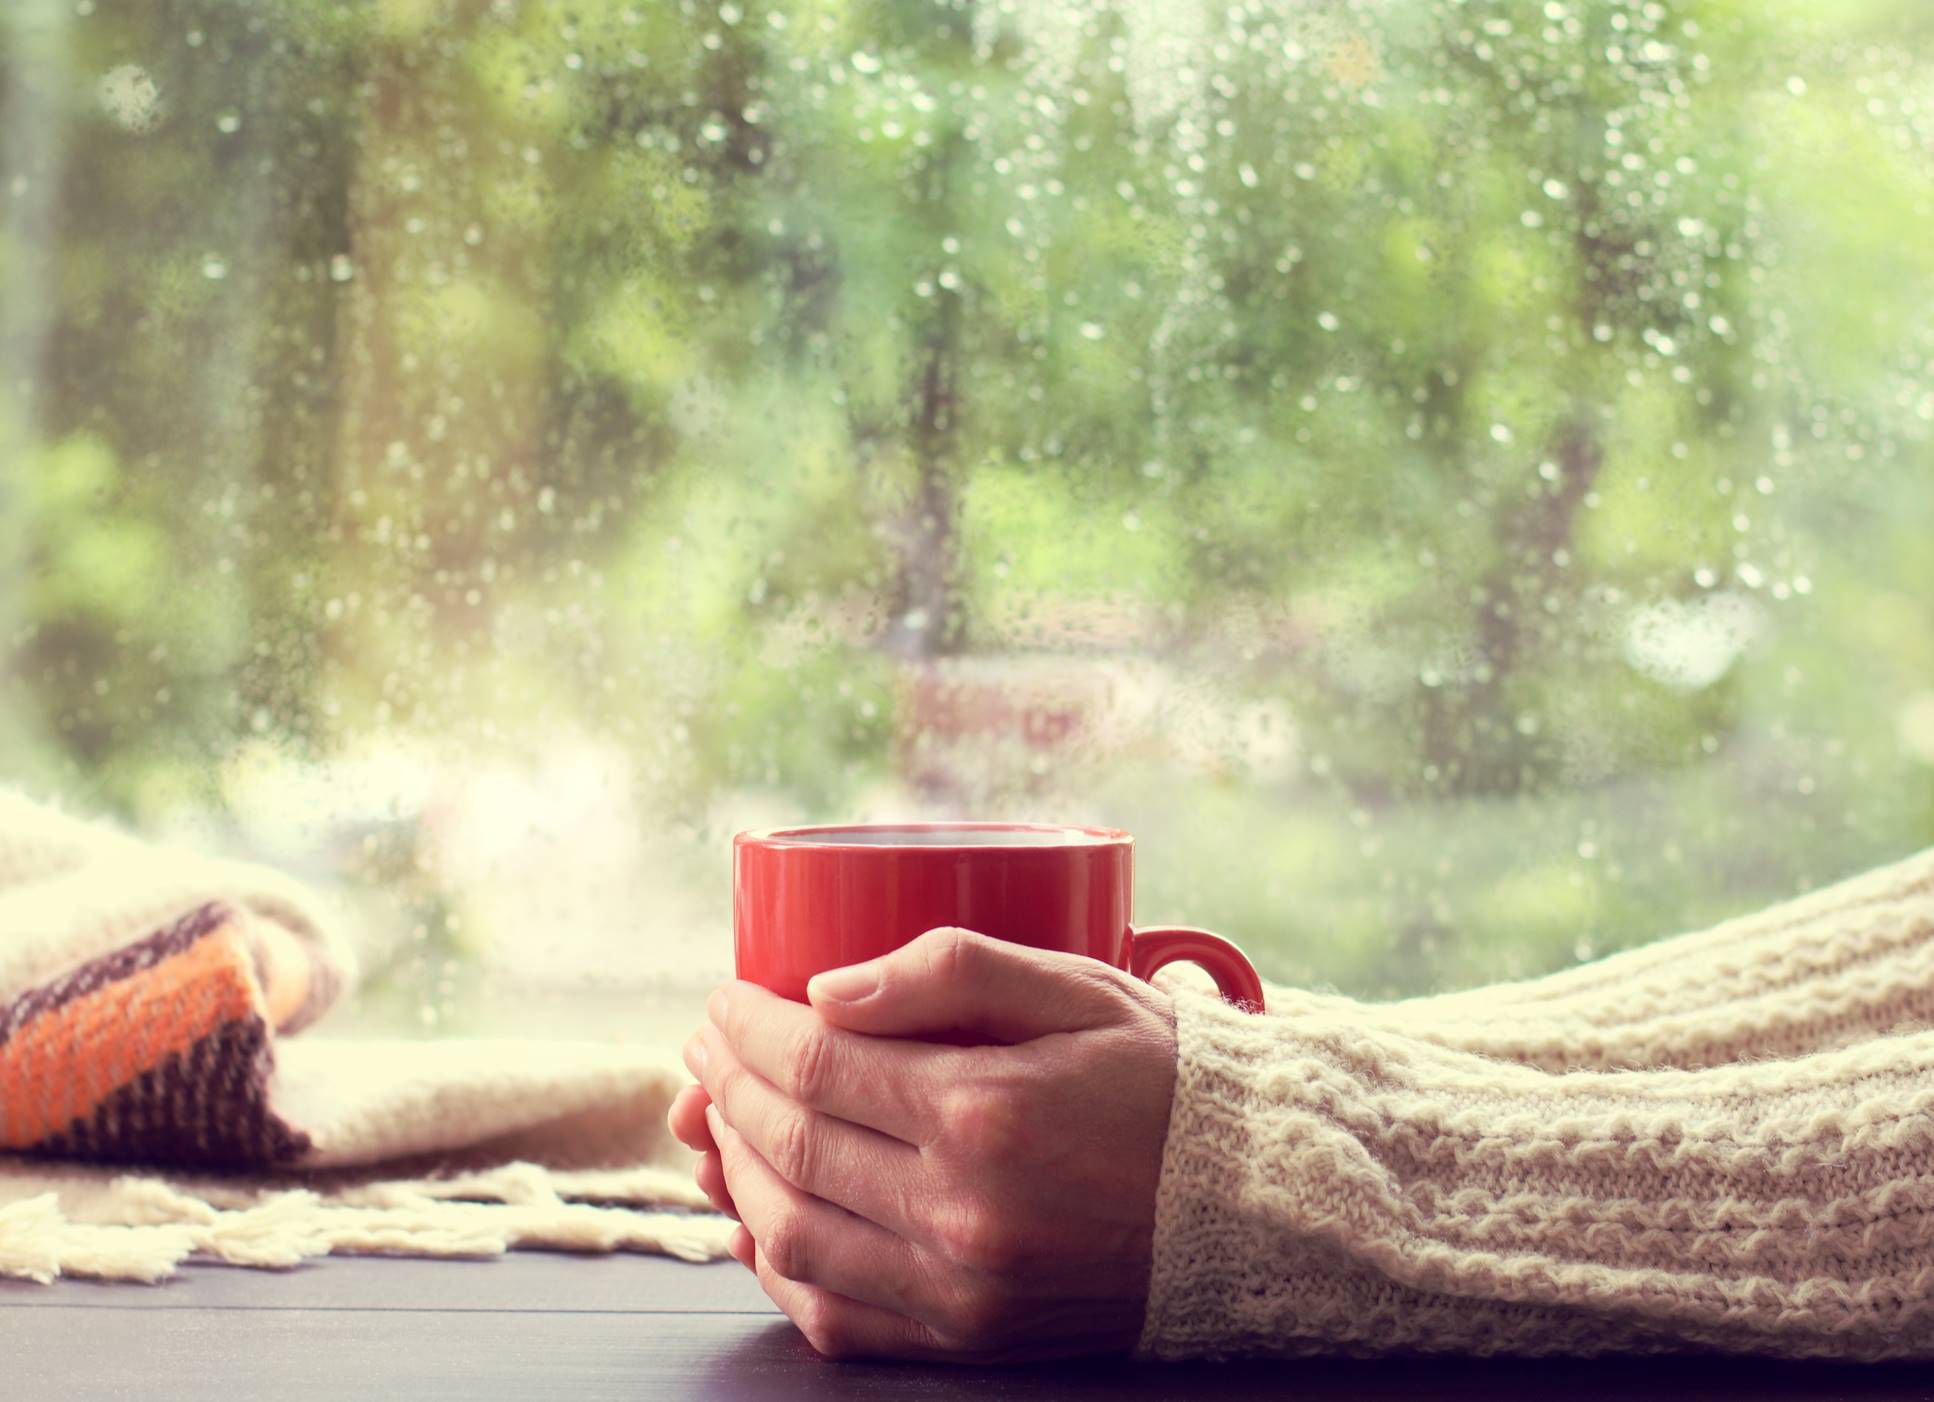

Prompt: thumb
[{"left": 805, "top": 927, "right": 1124, "bottom": 1043}]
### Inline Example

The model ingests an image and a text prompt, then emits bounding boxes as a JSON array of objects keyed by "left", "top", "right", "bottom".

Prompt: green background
[{"left": 2, "top": 0, "right": 1930, "bottom": 1029}]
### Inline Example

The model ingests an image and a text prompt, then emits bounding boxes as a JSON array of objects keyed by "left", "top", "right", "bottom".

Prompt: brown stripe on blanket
[
  {"left": 37, "top": 1017, "right": 310, "bottom": 1169},
  {"left": 0, "top": 903, "right": 229, "bottom": 1047},
  {"left": 0, "top": 902, "right": 311, "bottom": 1170}
]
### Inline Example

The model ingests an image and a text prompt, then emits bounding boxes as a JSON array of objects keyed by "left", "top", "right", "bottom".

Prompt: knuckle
[
  {"left": 1082, "top": 957, "right": 1141, "bottom": 1002},
  {"left": 782, "top": 1024, "right": 835, "bottom": 1105},
  {"left": 920, "top": 926, "right": 979, "bottom": 984},
  {"left": 941, "top": 1286, "right": 1013, "bottom": 1349},
  {"left": 935, "top": 1203, "right": 1023, "bottom": 1275},
  {"left": 940, "top": 1084, "right": 1026, "bottom": 1158},
  {"left": 759, "top": 1208, "right": 812, "bottom": 1283},
  {"left": 768, "top": 1106, "right": 816, "bottom": 1187},
  {"left": 792, "top": 1292, "right": 849, "bottom": 1358}
]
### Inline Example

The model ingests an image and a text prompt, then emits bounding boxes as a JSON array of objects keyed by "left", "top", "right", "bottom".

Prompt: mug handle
[{"left": 1128, "top": 926, "right": 1266, "bottom": 1013}]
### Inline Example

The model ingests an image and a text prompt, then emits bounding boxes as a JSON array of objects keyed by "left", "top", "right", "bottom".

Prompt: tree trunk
[
  {"left": 0, "top": 0, "right": 71, "bottom": 771},
  {"left": 328, "top": 27, "right": 548, "bottom": 727},
  {"left": 880, "top": 121, "right": 967, "bottom": 663},
  {"left": 881, "top": 295, "right": 965, "bottom": 661}
]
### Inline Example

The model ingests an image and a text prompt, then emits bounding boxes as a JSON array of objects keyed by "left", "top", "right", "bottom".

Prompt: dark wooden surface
[{"left": 5, "top": 1252, "right": 1931, "bottom": 1401}]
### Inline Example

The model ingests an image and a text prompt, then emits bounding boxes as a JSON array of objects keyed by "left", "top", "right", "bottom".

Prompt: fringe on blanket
[{"left": 0, "top": 1158, "right": 735, "bottom": 1285}]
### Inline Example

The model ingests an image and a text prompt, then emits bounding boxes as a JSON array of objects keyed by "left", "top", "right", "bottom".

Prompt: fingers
[
  {"left": 754, "top": 1250, "right": 952, "bottom": 1362},
  {"left": 709, "top": 1105, "right": 954, "bottom": 1338},
  {"left": 666, "top": 1083, "right": 716, "bottom": 1153},
  {"left": 665, "top": 1085, "right": 738, "bottom": 1216},
  {"left": 706, "top": 980, "right": 947, "bottom": 1144},
  {"left": 691, "top": 1149, "right": 734, "bottom": 1219},
  {"left": 805, "top": 927, "right": 1131, "bottom": 1043},
  {"left": 752, "top": 1247, "right": 945, "bottom": 1362},
  {"left": 690, "top": 1022, "right": 923, "bottom": 1236}
]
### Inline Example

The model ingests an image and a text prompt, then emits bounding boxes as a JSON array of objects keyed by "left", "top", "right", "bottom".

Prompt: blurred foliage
[{"left": 1, "top": 0, "right": 1930, "bottom": 1012}]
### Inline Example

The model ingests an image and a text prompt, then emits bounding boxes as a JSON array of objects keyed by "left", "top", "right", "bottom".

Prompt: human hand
[{"left": 664, "top": 927, "right": 1178, "bottom": 1362}]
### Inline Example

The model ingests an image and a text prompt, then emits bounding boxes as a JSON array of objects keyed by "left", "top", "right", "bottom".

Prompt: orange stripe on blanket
[{"left": 0, "top": 920, "right": 265, "bottom": 1149}]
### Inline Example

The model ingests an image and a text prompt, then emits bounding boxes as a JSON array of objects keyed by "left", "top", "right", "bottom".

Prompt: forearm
[
  {"left": 1267, "top": 846, "right": 1934, "bottom": 1072},
  {"left": 1139, "top": 985, "right": 1934, "bottom": 1361}
]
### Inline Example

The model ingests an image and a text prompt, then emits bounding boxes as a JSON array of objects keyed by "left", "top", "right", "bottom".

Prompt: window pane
[{"left": 3, "top": 0, "right": 1930, "bottom": 1032}]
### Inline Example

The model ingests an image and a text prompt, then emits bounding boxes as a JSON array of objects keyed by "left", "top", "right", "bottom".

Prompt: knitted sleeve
[
  {"left": 1138, "top": 985, "right": 1934, "bottom": 1362},
  {"left": 1137, "top": 847, "right": 1934, "bottom": 1361},
  {"left": 1263, "top": 846, "right": 1934, "bottom": 1071}
]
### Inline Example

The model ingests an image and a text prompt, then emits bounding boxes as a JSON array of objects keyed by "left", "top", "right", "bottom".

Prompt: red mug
[{"left": 732, "top": 822, "right": 1265, "bottom": 1013}]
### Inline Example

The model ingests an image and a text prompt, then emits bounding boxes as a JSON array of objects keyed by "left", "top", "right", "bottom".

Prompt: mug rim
[{"left": 736, "top": 821, "right": 1130, "bottom": 851}]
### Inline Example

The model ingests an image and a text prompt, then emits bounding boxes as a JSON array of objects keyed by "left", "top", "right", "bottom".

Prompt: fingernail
[
  {"left": 684, "top": 1032, "right": 708, "bottom": 1078},
  {"left": 705, "top": 1103, "right": 724, "bottom": 1139},
  {"left": 807, "top": 961, "right": 878, "bottom": 1004}
]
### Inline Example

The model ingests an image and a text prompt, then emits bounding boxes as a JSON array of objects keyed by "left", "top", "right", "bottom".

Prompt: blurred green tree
[{"left": 2, "top": 0, "right": 1928, "bottom": 1007}]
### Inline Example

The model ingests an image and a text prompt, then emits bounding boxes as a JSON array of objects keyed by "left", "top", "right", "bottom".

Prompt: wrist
[{"left": 1135, "top": 985, "right": 1286, "bottom": 1359}]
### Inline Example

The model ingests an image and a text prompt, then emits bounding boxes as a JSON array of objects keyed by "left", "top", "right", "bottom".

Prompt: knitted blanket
[{"left": 0, "top": 790, "right": 731, "bottom": 1284}]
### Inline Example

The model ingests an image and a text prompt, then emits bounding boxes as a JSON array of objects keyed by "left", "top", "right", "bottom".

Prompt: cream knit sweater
[{"left": 1139, "top": 846, "right": 1934, "bottom": 1361}]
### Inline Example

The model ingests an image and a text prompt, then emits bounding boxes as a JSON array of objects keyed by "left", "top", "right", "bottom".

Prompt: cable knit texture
[{"left": 1139, "top": 846, "right": 1934, "bottom": 1361}]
